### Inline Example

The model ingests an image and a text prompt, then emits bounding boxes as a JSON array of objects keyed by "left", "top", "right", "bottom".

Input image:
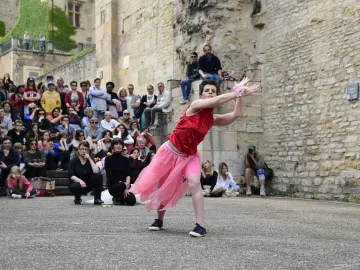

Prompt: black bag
[{"left": 263, "top": 162, "right": 274, "bottom": 181}]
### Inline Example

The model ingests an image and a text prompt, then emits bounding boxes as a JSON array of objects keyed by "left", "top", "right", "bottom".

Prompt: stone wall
[
  {"left": 35, "top": 50, "right": 97, "bottom": 85},
  {"left": 262, "top": 0, "right": 360, "bottom": 200},
  {"left": 0, "top": 50, "right": 72, "bottom": 85},
  {"left": 0, "top": 0, "right": 19, "bottom": 32}
]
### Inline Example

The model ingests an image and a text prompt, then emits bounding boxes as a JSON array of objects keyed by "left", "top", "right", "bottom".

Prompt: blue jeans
[
  {"left": 9, "top": 188, "right": 37, "bottom": 198},
  {"left": 202, "top": 72, "right": 221, "bottom": 86},
  {"left": 180, "top": 77, "right": 196, "bottom": 100}
]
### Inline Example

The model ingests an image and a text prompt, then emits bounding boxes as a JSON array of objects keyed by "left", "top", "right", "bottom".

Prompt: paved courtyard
[{"left": 1, "top": 196, "right": 360, "bottom": 270}]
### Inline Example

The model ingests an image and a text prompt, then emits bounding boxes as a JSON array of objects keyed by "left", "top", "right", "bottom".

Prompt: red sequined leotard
[{"left": 168, "top": 107, "right": 214, "bottom": 156}]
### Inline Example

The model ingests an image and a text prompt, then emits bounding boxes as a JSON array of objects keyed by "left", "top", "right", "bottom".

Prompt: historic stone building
[{"left": 33, "top": 0, "right": 360, "bottom": 200}]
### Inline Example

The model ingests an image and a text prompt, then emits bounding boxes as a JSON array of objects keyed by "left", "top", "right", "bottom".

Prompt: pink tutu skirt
[{"left": 130, "top": 142, "right": 200, "bottom": 211}]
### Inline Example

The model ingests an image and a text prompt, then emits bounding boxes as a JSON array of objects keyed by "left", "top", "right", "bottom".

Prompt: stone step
[
  {"left": 47, "top": 170, "right": 68, "bottom": 178},
  {"left": 53, "top": 178, "right": 69, "bottom": 187},
  {"left": 55, "top": 186, "right": 72, "bottom": 196}
]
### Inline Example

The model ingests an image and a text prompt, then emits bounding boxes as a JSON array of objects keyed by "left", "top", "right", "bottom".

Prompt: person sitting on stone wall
[
  {"left": 244, "top": 144, "right": 266, "bottom": 196},
  {"left": 144, "top": 82, "right": 172, "bottom": 130},
  {"left": 198, "top": 45, "right": 223, "bottom": 87},
  {"left": 180, "top": 52, "right": 200, "bottom": 105}
]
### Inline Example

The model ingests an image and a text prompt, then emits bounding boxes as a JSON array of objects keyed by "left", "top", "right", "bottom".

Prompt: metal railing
[{"left": 0, "top": 37, "right": 95, "bottom": 55}]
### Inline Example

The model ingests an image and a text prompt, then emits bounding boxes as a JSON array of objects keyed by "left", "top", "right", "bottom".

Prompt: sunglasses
[
  {"left": 91, "top": 122, "right": 98, "bottom": 124},
  {"left": 123, "top": 113, "right": 130, "bottom": 115},
  {"left": 80, "top": 84, "right": 86, "bottom": 87},
  {"left": 30, "top": 143, "right": 37, "bottom": 146},
  {"left": 128, "top": 88, "right": 134, "bottom": 90},
  {"left": 191, "top": 56, "right": 197, "bottom": 58},
  {"left": 71, "top": 84, "right": 77, "bottom": 87}
]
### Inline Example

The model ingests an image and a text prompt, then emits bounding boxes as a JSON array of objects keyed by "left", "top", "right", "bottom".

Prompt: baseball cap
[
  {"left": 48, "top": 81, "right": 55, "bottom": 86},
  {"left": 248, "top": 144, "right": 255, "bottom": 150},
  {"left": 27, "top": 77, "right": 35, "bottom": 82},
  {"left": 46, "top": 74, "right": 54, "bottom": 79}
]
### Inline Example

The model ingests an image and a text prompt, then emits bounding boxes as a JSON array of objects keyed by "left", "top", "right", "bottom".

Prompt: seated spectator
[
  {"left": 54, "top": 133, "right": 70, "bottom": 170},
  {"left": 144, "top": 82, "right": 172, "bottom": 129},
  {"left": 26, "top": 123, "right": 40, "bottom": 144},
  {"left": 57, "top": 115, "right": 76, "bottom": 142},
  {"left": 139, "top": 85, "right": 157, "bottom": 128},
  {"left": 117, "top": 87, "right": 130, "bottom": 117},
  {"left": 32, "top": 108, "right": 53, "bottom": 132},
  {"left": 68, "top": 141, "right": 103, "bottom": 205},
  {"left": 24, "top": 103, "right": 38, "bottom": 132},
  {"left": 70, "top": 130, "right": 85, "bottom": 158},
  {"left": 7, "top": 120, "right": 26, "bottom": 146},
  {"left": 129, "top": 148, "right": 147, "bottom": 184},
  {"left": 49, "top": 128, "right": 58, "bottom": 142},
  {"left": 179, "top": 52, "right": 200, "bottom": 105},
  {"left": 200, "top": 160, "right": 218, "bottom": 197},
  {"left": 82, "top": 107, "right": 94, "bottom": 128},
  {"left": 23, "top": 139, "right": 46, "bottom": 178},
  {"left": 9, "top": 85, "right": 24, "bottom": 117},
  {"left": 13, "top": 142, "right": 25, "bottom": 172},
  {"left": 7, "top": 166, "right": 37, "bottom": 199},
  {"left": 113, "top": 124, "right": 134, "bottom": 153},
  {"left": 84, "top": 117, "right": 102, "bottom": 143},
  {"left": 129, "top": 121, "right": 140, "bottom": 145},
  {"left": 198, "top": 45, "right": 223, "bottom": 87},
  {"left": 37, "top": 131, "right": 56, "bottom": 170},
  {"left": 217, "top": 162, "right": 240, "bottom": 192},
  {"left": 136, "top": 137, "right": 150, "bottom": 161},
  {"left": 118, "top": 110, "right": 132, "bottom": 130},
  {"left": 105, "top": 138, "right": 136, "bottom": 206},
  {"left": 65, "top": 80, "right": 84, "bottom": 116},
  {"left": 2, "top": 101, "right": 20, "bottom": 121},
  {"left": 136, "top": 127, "right": 156, "bottom": 152},
  {"left": 41, "top": 80, "right": 61, "bottom": 116},
  {"left": 100, "top": 111, "right": 118, "bottom": 132},
  {"left": 106, "top": 81, "right": 120, "bottom": 119},
  {"left": 22, "top": 77, "right": 40, "bottom": 115},
  {"left": 144, "top": 150, "right": 155, "bottom": 166},
  {"left": 244, "top": 144, "right": 266, "bottom": 196},
  {"left": 68, "top": 107, "right": 81, "bottom": 128},
  {"left": 0, "top": 108, "right": 12, "bottom": 134},
  {"left": 0, "top": 137, "right": 20, "bottom": 193},
  {"left": 48, "top": 107, "right": 62, "bottom": 125},
  {"left": 97, "top": 130, "right": 112, "bottom": 158}
]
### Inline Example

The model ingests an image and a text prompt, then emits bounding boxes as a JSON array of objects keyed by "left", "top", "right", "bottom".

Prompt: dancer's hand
[
  {"left": 243, "top": 82, "right": 261, "bottom": 96},
  {"left": 124, "top": 189, "right": 130, "bottom": 198},
  {"left": 233, "top": 77, "right": 261, "bottom": 97}
]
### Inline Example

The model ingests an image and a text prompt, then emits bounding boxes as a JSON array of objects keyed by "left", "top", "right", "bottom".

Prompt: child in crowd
[
  {"left": 13, "top": 143, "right": 25, "bottom": 172},
  {"left": 54, "top": 133, "right": 70, "bottom": 170},
  {"left": 7, "top": 166, "right": 37, "bottom": 199},
  {"left": 130, "top": 78, "right": 259, "bottom": 237}
]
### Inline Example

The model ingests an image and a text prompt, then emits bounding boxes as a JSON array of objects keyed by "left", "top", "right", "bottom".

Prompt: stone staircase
[{"left": 47, "top": 170, "right": 72, "bottom": 196}]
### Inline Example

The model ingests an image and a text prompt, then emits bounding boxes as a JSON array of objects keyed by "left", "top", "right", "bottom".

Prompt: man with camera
[{"left": 244, "top": 144, "right": 266, "bottom": 196}]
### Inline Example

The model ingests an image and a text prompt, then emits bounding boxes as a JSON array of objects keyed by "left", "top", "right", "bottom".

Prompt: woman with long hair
[
  {"left": 26, "top": 123, "right": 40, "bottom": 142},
  {"left": 217, "top": 162, "right": 240, "bottom": 193},
  {"left": 3, "top": 73, "right": 14, "bottom": 90},
  {"left": 200, "top": 160, "right": 218, "bottom": 197},
  {"left": 23, "top": 139, "right": 47, "bottom": 178},
  {"left": 117, "top": 87, "right": 130, "bottom": 117},
  {"left": 114, "top": 123, "right": 134, "bottom": 153},
  {"left": 1, "top": 101, "right": 20, "bottom": 122},
  {"left": 48, "top": 107, "right": 62, "bottom": 125},
  {"left": 0, "top": 109, "right": 12, "bottom": 133},
  {"left": 37, "top": 131, "right": 56, "bottom": 170},
  {"left": 0, "top": 78, "right": 9, "bottom": 102},
  {"left": 130, "top": 78, "right": 259, "bottom": 237},
  {"left": 33, "top": 108, "right": 52, "bottom": 132},
  {"left": 9, "top": 85, "right": 24, "bottom": 117}
]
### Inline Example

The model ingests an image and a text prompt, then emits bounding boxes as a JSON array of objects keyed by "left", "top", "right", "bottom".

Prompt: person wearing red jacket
[
  {"left": 65, "top": 81, "right": 84, "bottom": 116},
  {"left": 7, "top": 166, "right": 37, "bottom": 199}
]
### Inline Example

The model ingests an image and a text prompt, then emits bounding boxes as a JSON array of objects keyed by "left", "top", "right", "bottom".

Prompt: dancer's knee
[{"left": 187, "top": 174, "right": 201, "bottom": 191}]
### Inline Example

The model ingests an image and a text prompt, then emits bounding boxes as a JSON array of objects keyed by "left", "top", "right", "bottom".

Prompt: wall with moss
[
  {"left": 0, "top": 0, "right": 76, "bottom": 50},
  {"left": 0, "top": 21, "right": 5, "bottom": 37}
]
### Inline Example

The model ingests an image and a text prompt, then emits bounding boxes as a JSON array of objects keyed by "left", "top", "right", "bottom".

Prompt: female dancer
[{"left": 130, "top": 78, "right": 260, "bottom": 237}]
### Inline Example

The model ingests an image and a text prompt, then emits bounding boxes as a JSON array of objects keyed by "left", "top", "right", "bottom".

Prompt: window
[{"left": 68, "top": 2, "right": 81, "bottom": 28}]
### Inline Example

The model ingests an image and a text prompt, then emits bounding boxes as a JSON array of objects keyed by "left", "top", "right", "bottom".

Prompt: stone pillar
[
  {"left": 11, "top": 37, "right": 18, "bottom": 49},
  {"left": 48, "top": 41, "right": 54, "bottom": 53}
]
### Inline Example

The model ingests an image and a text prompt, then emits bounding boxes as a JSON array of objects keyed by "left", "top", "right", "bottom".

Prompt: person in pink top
[
  {"left": 7, "top": 166, "right": 37, "bottom": 199},
  {"left": 130, "top": 78, "right": 260, "bottom": 237}
]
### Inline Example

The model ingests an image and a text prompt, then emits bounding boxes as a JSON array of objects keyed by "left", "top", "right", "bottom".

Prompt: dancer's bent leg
[{"left": 187, "top": 173, "right": 204, "bottom": 227}]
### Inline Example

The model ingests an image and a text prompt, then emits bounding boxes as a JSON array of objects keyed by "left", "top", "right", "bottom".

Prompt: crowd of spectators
[{"left": 0, "top": 73, "right": 167, "bottom": 200}]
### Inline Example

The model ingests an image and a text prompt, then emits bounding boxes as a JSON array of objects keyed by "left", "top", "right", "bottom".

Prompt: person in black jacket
[
  {"left": 198, "top": 45, "right": 223, "bottom": 87},
  {"left": 105, "top": 138, "right": 136, "bottom": 206},
  {"left": 179, "top": 52, "right": 200, "bottom": 104},
  {"left": 68, "top": 141, "right": 104, "bottom": 205},
  {"left": 0, "top": 137, "right": 20, "bottom": 194},
  {"left": 7, "top": 120, "right": 27, "bottom": 147}
]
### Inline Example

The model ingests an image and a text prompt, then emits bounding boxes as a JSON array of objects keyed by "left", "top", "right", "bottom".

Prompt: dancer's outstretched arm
[
  {"left": 189, "top": 92, "right": 238, "bottom": 114},
  {"left": 213, "top": 80, "right": 261, "bottom": 126}
]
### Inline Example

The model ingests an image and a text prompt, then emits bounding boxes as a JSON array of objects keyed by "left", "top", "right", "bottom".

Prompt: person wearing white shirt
[
  {"left": 100, "top": 111, "right": 118, "bottom": 132},
  {"left": 217, "top": 162, "right": 240, "bottom": 192}
]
